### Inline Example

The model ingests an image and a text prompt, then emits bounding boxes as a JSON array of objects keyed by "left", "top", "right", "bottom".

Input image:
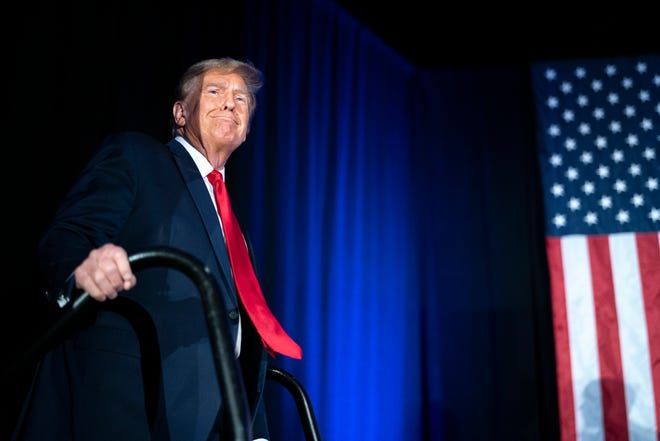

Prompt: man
[{"left": 12, "top": 57, "right": 301, "bottom": 441}]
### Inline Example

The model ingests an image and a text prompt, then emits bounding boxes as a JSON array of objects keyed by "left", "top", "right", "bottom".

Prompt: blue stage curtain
[
  {"left": 235, "top": 1, "right": 422, "bottom": 440},
  {"left": 234, "top": 1, "right": 558, "bottom": 440}
]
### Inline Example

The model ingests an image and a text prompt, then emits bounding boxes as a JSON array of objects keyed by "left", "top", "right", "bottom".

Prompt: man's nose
[{"left": 223, "top": 98, "right": 235, "bottom": 110}]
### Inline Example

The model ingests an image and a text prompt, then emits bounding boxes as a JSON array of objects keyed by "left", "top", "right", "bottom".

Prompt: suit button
[{"left": 228, "top": 309, "right": 239, "bottom": 322}]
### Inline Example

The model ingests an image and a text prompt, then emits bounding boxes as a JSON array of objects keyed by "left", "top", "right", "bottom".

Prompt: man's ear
[{"left": 172, "top": 101, "right": 186, "bottom": 126}]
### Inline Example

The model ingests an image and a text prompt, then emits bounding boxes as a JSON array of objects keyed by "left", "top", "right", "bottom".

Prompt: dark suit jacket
[{"left": 14, "top": 132, "right": 269, "bottom": 441}]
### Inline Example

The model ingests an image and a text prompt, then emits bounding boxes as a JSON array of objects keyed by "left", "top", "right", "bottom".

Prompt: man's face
[{"left": 188, "top": 70, "right": 251, "bottom": 153}]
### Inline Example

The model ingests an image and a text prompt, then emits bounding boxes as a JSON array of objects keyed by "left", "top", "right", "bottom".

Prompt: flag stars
[
  {"left": 640, "top": 118, "right": 653, "bottom": 131},
  {"left": 641, "top": 148, "right": 655, "bottom": 161},
  {"left": 566, "top": 167, "right": 579, "bottom": 180},
  {"left": 614, "top": 179, "right": 627, "bottom": 193},
  {"left": 649, "top": 208, "right": 660, "bottom": 222},
  {"left": 580, "top": 151, "right": 593, "bottom": 164},
  {"left": 594, "top": 136, "right": 607, "bottom": 149},
  {"left": 551, "top": 183, "right": 564, "bottom": 197},
  {"left": 563, "top": 109, "right": 575, "bottom": 122},
  {"left": 628, "top": 163, "right": 641, "bottom": 177},
  {"left": 596, "top": 165, "right": 610, "bottom": 178},
  {"left": 552, "top": 213, "right": 566, "bottom": 227},
  {"left": 544, "top": 68, "right": 557, "bottom": 81},
  {"left": 582, "top": 181, "right": 595, "bottom": 195},
  {"left": 599, "top": 195, "right": 612, "bottom": 209},
  {"left": 584, "top": 212, "right": 598, "bottom": 225},
  {"left": 615, "top": 210, "right": 630, "bottom": 224},
  {"left": 550, "top": 153, "right": 562, "bottom": 167},
  {"left": 537, "top": 57, "right": 658, "bottom": 235}
]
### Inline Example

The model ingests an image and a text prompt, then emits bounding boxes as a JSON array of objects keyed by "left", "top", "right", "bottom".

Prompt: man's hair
[{"left": 171, "top": 57, "right": 264, "bottom": 135}]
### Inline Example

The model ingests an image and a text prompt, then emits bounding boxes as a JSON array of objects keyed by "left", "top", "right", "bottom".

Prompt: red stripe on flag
[
  {"left": 546, "top": 237, "right": 576, "bottom": 441},
  {"left": 636, "top": 232, "right": 660, "bottom": 431},
  {"left": 587, "top": 236, "right": 629, "bottom": 441}
]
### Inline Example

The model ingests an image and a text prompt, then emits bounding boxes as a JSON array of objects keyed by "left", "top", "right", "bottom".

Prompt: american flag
[{"left": 532, "top": 55, "right": 660, "bottom": 440}]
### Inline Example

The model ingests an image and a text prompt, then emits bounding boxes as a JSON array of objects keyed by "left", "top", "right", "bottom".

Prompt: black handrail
[
  {"left": 8, "top": 246, "right": 252, "bottom": 441},
  {"left": 267, "top": 366, "right": 323, "bottom": 441},
  {"left": 7, "top": 246, "right": 323, "bottom": 440}
]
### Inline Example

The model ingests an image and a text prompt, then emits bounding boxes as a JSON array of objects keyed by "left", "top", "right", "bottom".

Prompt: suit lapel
[{"left": 167, "top": 139, "right": 236, "bottom": 305}]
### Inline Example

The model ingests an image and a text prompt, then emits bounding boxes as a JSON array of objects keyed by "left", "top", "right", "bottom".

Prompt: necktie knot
[{"left": 207, "top": 169, "right": 224, "bottom": 190}]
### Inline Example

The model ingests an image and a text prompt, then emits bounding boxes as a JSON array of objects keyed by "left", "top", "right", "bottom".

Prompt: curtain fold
[{"left": 238, "top": 1, "right": 422, "bottom": 439}]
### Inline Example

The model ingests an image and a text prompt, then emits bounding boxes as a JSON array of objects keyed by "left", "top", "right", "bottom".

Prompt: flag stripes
[{"left": 547, "top": 233, "right": 659, "bottom": 440}]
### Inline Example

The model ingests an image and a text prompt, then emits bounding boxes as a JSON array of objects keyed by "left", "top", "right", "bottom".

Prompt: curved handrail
[
  {"left": 267, "top": 366, "right": 323, "bottom": 441},
  {"left": 7, "top": 246, "right": 252, "bottom": 440}
]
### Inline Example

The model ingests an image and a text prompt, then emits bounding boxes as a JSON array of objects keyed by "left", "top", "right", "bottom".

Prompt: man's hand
[{"left": 74, "top": 244, "right": 137, "bottom": 301}]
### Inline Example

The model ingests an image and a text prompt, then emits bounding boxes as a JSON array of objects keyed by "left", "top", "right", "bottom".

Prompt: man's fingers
[{"left": 74, "top": 244, "right": 137, "bottom": 301}]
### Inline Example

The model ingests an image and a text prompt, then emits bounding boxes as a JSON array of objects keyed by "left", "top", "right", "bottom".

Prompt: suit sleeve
[{"left": 36, "top": 133, "right": 138, "bottom": 295}]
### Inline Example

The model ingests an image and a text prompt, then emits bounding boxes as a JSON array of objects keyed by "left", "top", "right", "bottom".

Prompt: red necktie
[{"left": 207, "top": 170, "right": 302, "bottom": 359}]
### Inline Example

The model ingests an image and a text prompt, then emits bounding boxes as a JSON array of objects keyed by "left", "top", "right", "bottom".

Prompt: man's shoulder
[
  {"left": 94, "top": 130, "right": 173, "bottom": 159},
  {"left": 101, "top": 130, "right": 165, "bottom": 148},
  {"left": 82, "top": 131, "right": 174, "bottom": 170}
]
